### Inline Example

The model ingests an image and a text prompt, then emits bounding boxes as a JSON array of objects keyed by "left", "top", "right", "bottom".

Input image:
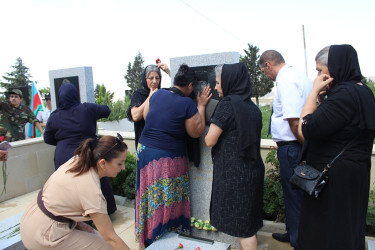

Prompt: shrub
[
  {"left": 95, "top": 84, "right": 128, "bottom": 122},
  {"left": 366, "top": 188, "right": 375, "bottom": 235},
  {"left": 263, "top": 148, "right": 285, "bottom": 222},
  {"left": 110, "top": 151, "right": 137, "bottom": 199},
  {"left": 260, "top": 105, "right": 272, "bottom": 140}
]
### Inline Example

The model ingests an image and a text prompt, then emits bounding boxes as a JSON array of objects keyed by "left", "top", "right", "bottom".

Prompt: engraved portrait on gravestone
[
  {"left": 192, "top": 65, "right": 219, "bottom": 123},
  {"left": 53, "top": 76, "right": 80, "bottom": 105}
]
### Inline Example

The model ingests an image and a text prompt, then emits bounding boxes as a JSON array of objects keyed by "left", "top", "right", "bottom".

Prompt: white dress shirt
[{"left": 271, "top": 65, "right": 312, "bottom": 142}]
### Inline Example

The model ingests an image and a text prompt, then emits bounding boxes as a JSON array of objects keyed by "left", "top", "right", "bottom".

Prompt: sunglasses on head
[{"left": 102, "top": 133, "right": 124, "bottom": 157}]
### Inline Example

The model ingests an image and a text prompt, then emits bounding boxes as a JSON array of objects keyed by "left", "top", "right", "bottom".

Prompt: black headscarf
[
  {"left": 221, "top": 63, "right": 252, "bottom": 101},
  {"left": 328, "top": 44, "right": 375, "bottom": 131},
  {"left": 219, "top": 63, "right": 257, "bottom": 160},
  {"left": 126, "top": 65, "right": 162, "bottom": 147},
  {"left": 128, "top": 64, "right": 162, "bottom": 110},
  {"left": 56, "top": 83, "right": 80, "bottom": 110}
]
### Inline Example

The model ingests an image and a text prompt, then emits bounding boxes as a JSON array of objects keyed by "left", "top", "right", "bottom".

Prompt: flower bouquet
[{"left": 0, "top": 136, "right": 12, "bottom": 197}]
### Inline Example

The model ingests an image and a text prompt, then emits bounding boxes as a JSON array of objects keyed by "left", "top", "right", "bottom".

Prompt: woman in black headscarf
[
  {"left": 44, "top": 83, "right": 117, "bottom": 216},
  {"left": 135, "top": 64, "right": 210, "bottom": 248},
  {"left": 205, "top": 63, "right": 264, "bottom": 250},
  {"left": 44, "top": 83, "right": 110, "bottom": 169},
  {"left": 297, "top": 44, "right": 375, "bottom": 250},
  {"left": 126, "top": 64, "right": 166, "bottom": 148}
]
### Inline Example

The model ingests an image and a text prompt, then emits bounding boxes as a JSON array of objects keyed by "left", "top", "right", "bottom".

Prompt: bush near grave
[
  {"left": 109, "top": 151, "right": 136, "bottom": 199},
  {"left": 263, "top": 149, "right": 286, "bottom": 222}
]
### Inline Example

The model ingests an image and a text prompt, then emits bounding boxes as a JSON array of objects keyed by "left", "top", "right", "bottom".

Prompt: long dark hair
[
  {"left": 174, "top": 64, "right": 196, "bottom": 87},
  {"left": 69, "top": 135, "right": 128, "bottom": 176}
]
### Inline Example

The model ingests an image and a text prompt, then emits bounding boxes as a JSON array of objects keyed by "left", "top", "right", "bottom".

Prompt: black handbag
[
  {"left": 289, "top": 135, "right": 359, "bottom": 198},
  {"left": 289, "top": 161, "right": 328, "bottom": 198}
]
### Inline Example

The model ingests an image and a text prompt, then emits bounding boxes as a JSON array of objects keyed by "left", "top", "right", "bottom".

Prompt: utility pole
[{"left": 302, "top": 25, "right": 308, "bottom": 76}]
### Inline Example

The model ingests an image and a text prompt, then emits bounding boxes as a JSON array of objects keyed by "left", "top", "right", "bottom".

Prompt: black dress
[
  {"left": 210, "top": 99, "right": 264, "bottom": 237},
  {"left": 298, "top": 86, "right": 374, "bottom": 250}
]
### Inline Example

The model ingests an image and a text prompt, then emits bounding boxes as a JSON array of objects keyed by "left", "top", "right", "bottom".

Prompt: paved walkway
[{"left": 0, "top": 190, "right": 294, "bottom": 250}]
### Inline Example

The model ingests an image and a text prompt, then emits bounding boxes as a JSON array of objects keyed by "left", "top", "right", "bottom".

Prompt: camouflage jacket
[{"left": 0, "top": 101, "right": 38, "bottom": 142}]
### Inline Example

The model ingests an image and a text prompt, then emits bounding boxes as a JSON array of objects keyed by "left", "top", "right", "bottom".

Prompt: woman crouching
[{"left": 20, "top": 134, "right": 130, "bottom": 250}]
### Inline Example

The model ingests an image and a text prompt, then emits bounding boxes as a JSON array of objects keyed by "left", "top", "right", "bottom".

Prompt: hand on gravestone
[{"left": 196, "top": 86, "right": 212, "bottom": 108}]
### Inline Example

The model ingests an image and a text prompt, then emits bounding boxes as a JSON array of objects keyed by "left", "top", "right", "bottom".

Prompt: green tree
[
  {"left": 240, "top": 43, "right": 274, "bottom": 105},
  {"left": 39, "top": 86, "right": 50, "bottom": 96},
  {"left": 108, "top": 99, "right": 128, "bottom": 121},
  {"left": 124, "top": 95, "right": 131, "bottom": 110},
  {"left": 124, "top": 52, "right": 144, "bottom": 97},
  {"left": 95, "top": 84, "right": 114, "bottom": 105},
  {"left": 94, "top": 84, "right": 100, "bottom": 99},
  {"left": 363, "top": 77, "right": 375, "bottom": 96},
  {"left": 0, "top": 57, "right": 33, "bottom": 90},
  {"left": 95, "top": 84, "right": 126, "bottom": 122}
]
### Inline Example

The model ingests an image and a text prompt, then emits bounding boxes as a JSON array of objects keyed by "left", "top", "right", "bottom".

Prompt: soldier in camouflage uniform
[{"left": 0, "top": 89, "right": 44, "bottom": 142}]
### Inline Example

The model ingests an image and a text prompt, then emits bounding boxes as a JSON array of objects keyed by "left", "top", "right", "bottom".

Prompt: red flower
[
  {"left": 156, "top": 58, "right": 161, "bottom": 64},
  {"left": 0, "top": 136, "right": 4, "bottom": 142},
  {"left": 177, "top": 243, "right": 183, "bottom": 249},
  {"left": 195, "top": 247, "right": 201, "bottom": 250}
]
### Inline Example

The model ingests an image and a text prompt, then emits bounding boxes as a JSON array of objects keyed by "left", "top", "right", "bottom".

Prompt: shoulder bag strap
[{"left": 323, "top": 132, "right": 362, "bottom": 173}]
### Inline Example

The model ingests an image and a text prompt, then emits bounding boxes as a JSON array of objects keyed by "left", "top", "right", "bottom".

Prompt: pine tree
[
  {"left": 94, "top": 84, "right": 100, "bottom": 99},
  {"left": 240, "top": 44, "right": 274, "bottom": 105},
  {"left": 124, "top": 52, "right": 144, "bottom": 97},
  {"left": 0, "top": 57, "right": 33, "bottom": 90}
]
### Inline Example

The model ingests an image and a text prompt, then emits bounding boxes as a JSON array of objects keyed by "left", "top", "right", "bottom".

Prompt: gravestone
[
  {"left": 170, "top": 52, "right": 240, "bottom": 248},
  {"left": 48, "top": 67, "right": 95, "bottom": 109},
  {"left": 368, "top": 239, "right": 375, "bottom": 250},
  {"left": 145, "top": 232, "right": 230, "bottom": 250}
]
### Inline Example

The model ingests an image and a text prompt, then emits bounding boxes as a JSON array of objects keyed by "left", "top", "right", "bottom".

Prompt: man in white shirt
[
  {"left": 259, "top": 50, "right": 312, "bottom": 249},
  {"left": 36, "top": 93, "right": 52, "bottom": 129}
]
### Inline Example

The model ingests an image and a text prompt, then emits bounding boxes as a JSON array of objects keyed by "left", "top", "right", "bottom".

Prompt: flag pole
[
  {"left": 34, "top": 81, "right": 45, "bottom": 112},
  {"left": 302, "top": 25, "right": 308, "bottom": 76}
]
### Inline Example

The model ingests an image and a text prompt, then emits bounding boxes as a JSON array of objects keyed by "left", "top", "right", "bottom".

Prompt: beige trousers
[{"left": 20, "top": 201, "right": 112, "bottom": 250}]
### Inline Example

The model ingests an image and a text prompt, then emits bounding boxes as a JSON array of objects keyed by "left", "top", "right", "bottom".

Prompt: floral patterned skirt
[{"left": 135, "top": 144, "right": 191, "bottom": 248}]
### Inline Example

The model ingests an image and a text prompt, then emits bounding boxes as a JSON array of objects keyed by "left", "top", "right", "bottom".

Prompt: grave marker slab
[{"left": 48, "top": 67, "right": 94, "bottom": 110}]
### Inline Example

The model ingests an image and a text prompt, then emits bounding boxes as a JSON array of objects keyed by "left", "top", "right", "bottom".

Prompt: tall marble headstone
[
  {"left": 48, "top": 67, "right": 94, "bottom": 110},
  {"left": 170, "top": 52, "right": 240, "bottom": 248}
]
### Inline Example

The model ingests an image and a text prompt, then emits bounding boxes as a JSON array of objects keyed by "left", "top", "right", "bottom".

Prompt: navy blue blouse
[
  {"left": 139, "top": 89, "right": 197, "bottom": 154},
  {"left": 44, "top": 84, "right": 110, "bottom": 169}
]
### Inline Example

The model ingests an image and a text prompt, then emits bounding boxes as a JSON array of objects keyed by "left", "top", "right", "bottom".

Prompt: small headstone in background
[{"left": 49, "top": 66, "right": 95, "bottom": 110}]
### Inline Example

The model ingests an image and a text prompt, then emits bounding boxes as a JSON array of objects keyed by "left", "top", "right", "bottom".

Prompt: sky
[{"left": 1, "top": 0, "right": 374, "bottom": 100}]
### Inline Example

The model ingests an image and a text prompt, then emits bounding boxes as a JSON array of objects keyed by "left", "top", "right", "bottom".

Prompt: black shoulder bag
[{"left": 289, "top": 134, "right": 360, "bottom": 198}]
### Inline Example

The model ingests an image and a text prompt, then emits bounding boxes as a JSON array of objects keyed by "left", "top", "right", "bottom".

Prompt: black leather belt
[
  {"left": 37, "top": 188, "right": 73, "bottom": 224},
  {"left": 276, "top": 140, "right": 299, "bottom": 147}
]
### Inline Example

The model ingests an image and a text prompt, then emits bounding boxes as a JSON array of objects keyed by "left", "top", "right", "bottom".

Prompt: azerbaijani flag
[{"left": 28, "top": 81, "right": 45, "bottom": 138}]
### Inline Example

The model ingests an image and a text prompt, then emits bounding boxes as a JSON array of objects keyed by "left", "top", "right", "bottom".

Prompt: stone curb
[
  {"left": 114, "top": 195, "right": 127, "bottom": 206},
  {"left": 260, "top": 220, "right": 286, "bottom": 234}
]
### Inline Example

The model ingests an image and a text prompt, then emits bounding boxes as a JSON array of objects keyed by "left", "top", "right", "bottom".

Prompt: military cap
[{"left": 8, "top": 89, "right": 23, "bottom": 98}]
